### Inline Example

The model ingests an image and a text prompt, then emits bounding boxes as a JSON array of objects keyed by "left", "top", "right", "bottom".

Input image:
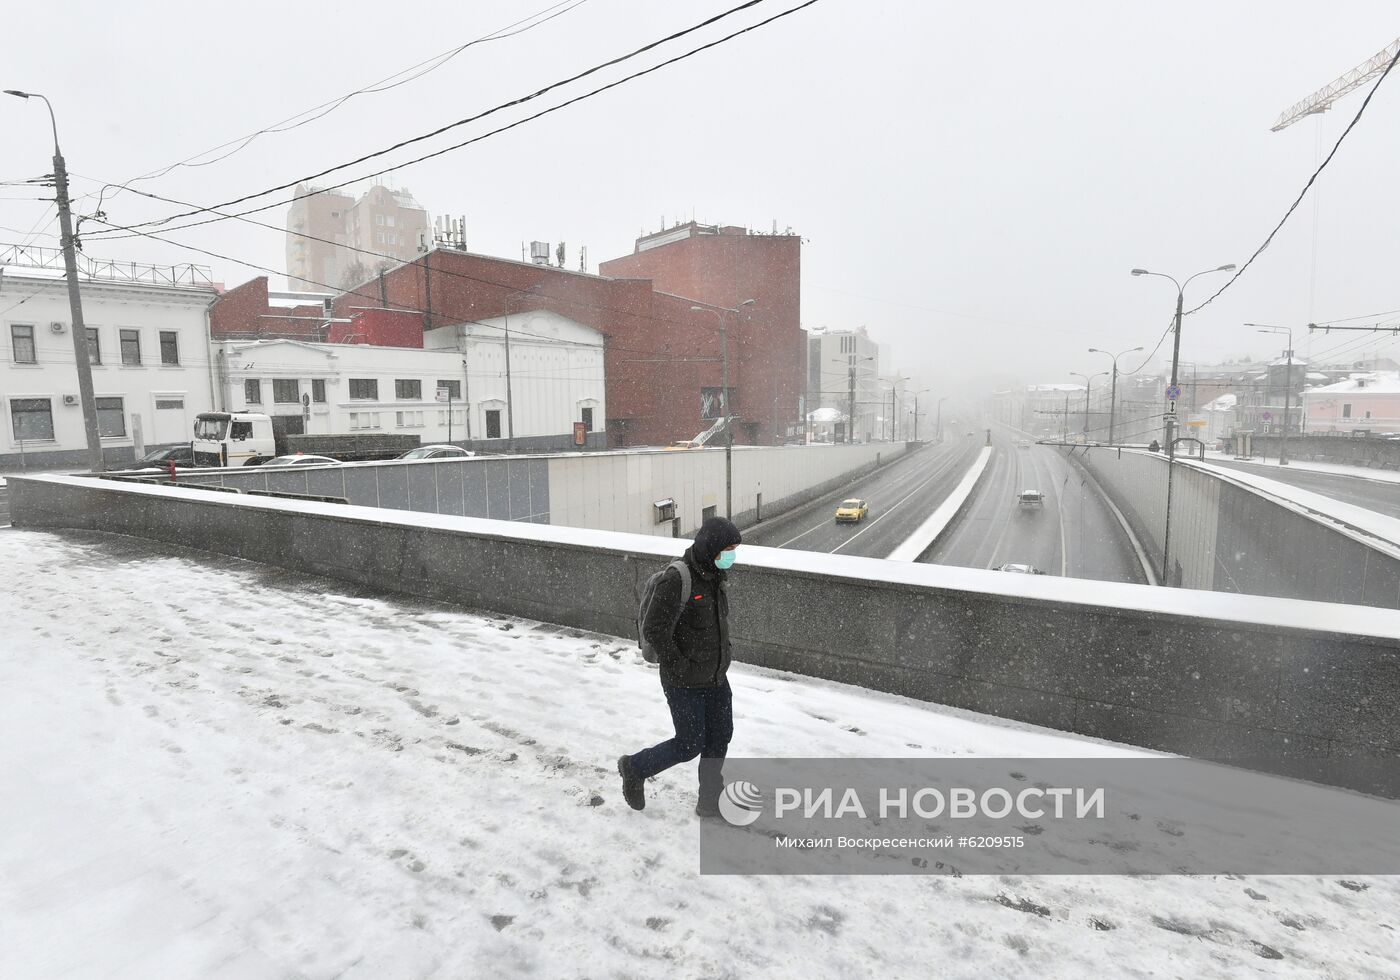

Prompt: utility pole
[
  {"left": 692, "top": 300, "right": 754, "bottom": 518},
  {"left": 6, "top": 90, "right": 103, "bottom": 471},
  {"left": 847, "top": 365, "right": 856, "bottom": 444}
]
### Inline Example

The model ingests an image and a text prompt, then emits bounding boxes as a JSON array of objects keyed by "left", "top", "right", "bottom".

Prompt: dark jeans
[{"left": 629, "top": 680, "right": 733, "bottom": 802}]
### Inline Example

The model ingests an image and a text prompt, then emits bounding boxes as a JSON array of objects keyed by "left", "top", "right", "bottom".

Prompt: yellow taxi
[{"left": 835, "top": 498, "right": 869, "bottom": 523}]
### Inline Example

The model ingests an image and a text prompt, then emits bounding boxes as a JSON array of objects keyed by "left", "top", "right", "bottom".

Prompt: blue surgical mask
[{"left": 715, "top": 550, "right": 737, "bottom": 570}]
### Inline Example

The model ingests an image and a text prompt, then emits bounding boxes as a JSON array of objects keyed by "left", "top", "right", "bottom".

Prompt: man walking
[{"left": 619, "top": 516, "right": 742, "bottom": 818}]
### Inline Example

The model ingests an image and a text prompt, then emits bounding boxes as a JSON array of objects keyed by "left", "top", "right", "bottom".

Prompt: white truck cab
[{"left": 193, "top": 412, "right": 276, "bottom": 467}]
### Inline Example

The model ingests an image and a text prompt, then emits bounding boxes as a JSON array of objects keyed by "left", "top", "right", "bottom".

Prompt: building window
[
  {"left": 159, "top": 330, "right": 180, "bottom": 365},
  {"left": 349, "top": 378, "right": 378, "bottom": 400},
  {"left": 10, "top": 398, "right": 53, "bottom": 440},
  {"left": 245, "top": 379, "right": 262, "bottom": 404},
  {"left": 120, "top": 329, "right": 141, "bottom": 365},
  {"left": 312, "top": 379, "right": 326, "bottom": 403},
  {"left": 581, "top": 407, "right": 594, "bottom": 431},
  {"left": 387, "top": 234, "right": 396, "bottom": 246},
  {"left": 96, "top": 396, "right": 125, "bottom": 437},
  {"left": 273, "top": 379, "right": 300, "bottom": 403},
  {"left": 386, "top": 215, "right": 396, "bottom": 228},
  {"left": 395, "top": 411, "right": 425, "bottom": 428},
  {"left": 436, "top": 379, "right": 461, "bottom": 400},
  {"left": 86, "top": 328, "right": 101, "bottom": 365},
  {"left": 485, "top": 409, "right": 502, "bottom": 439},
  {"left": 1342, "top": 403, "right": 1352, "bottom": 419},
  {"left": 395, "top": 379, "right": 422, "bottom": 400},
  {"left": 10, "top": 324, "right": 36, "bottom": 364},
  {"left": 155, "top": 398, "right": 184, "bottom": 411},
  {"left": 375, "top": 214, "right": 385, "bottom": 226},
  {"left": 349, "top": 412, "right": 381, "bottom": 430},
  {"left": 376, "top": 232, "right": 385, "bottom": 244}
]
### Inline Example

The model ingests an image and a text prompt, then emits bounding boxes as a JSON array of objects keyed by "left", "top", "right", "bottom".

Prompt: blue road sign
[{"left": 1166, "top": 384, "right": 1182, "bottom": 401}]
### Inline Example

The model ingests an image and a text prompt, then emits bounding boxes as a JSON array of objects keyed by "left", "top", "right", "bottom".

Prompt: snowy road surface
[{"left": 3, "top": 527, "right": 1397, "bottom": 979}]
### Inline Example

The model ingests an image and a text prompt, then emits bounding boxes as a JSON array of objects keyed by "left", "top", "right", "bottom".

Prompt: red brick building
[
  {"left": 210, "top": 276, "right": 424, "bottom": 347},
  {"left": 325, "top": 227, "right": 804, "bottom": 447},
  {"left": 600, "top": 222, "right": 803, "bottom": 444}
]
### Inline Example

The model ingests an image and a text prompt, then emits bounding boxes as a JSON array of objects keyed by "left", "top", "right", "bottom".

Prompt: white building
[
  {"left": 1, "top": 259, "right": 218, "bottom": 468},
  {"left": 424, "top": 308, "right": 605, "bottom": 442},
  {"left": 806, "top": 327, "right": 883, "bottom": 441},
  {"left": 213, "top": 339, "right": 470, "bottom": 442}
]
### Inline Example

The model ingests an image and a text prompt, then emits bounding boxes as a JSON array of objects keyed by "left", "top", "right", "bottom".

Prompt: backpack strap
[{"left": 667, "top": 559, "right": 692, "bottom": 637}]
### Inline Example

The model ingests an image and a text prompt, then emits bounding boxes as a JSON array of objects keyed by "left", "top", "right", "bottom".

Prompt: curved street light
[
  {"left": 1088, "top": 345, "right": 1144, "bottom": 445},
  {"left": 1245, "top": 322, "right": 1297, "bottom": 465},
  {"left": 1131, "top": 263, "right": 1235, "bottom": 586}
]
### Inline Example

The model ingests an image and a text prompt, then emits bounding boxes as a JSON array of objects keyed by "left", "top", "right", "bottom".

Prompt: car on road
[
  {"left": 835, "top": 498, "right": 869, "bottom": 523},
  {"left": 1017, "top": 440, "right": 1031, "bottom": 449},
  {"left": 1017, "top": 489, "right": 1045, "bottom": 507},
  {"left": 995, "top": 563, "right": 1046, "bottom": 574},
  {"left": 120, "top": 445, "right": 195, "bottom": 469},
  {"left": 398, "top": 444, "right": 476, "bottom": 460},
  {"left": 258, "top": 454, "right": 342, "bottom": 467}
]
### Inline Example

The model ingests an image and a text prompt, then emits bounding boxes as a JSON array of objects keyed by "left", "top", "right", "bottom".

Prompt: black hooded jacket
[{"left": 642, "top": 517, "right": 743, "bottom": 688}]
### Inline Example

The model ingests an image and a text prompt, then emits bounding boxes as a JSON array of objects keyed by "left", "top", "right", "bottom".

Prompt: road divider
[{"left": 887, "top": 446, "right": 992, "bottom": 561}]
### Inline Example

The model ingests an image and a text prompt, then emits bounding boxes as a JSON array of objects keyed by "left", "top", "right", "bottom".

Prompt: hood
[{"left": 691, "top": 516, "right": 743, "bottom": 574}]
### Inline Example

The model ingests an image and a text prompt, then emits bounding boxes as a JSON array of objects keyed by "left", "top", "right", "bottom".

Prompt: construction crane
[{"left": 1271, "top": 36, "right": 1400, "bottom": 131}]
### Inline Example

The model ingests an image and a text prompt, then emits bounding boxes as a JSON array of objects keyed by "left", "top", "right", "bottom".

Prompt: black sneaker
[{"left": 618, "top": 755, "right": 645, "bottom": 811}]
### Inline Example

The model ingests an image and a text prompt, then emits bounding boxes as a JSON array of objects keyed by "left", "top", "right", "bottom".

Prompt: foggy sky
[{"left": 3, "top": 1, "right": 1397, "bottom": 403}]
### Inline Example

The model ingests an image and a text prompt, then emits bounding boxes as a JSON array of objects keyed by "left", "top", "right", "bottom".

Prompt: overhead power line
[
  {"left": 85, "top": 0, "right": 818, "bottom": 242},
  {"left": 1184, "top": 42, "right": 1400, "bottom": 317},
  {"left": 84, "top": 0, "right": 590, "bottom": 218}
]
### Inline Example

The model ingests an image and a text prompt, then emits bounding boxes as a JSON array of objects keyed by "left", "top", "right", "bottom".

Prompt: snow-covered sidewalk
[
  {"left": 3, "top": 527, "right": 1397, "bottom": 979},
  {"left": 1204, "top": 449, "right": 1400, "bottom": 484}
]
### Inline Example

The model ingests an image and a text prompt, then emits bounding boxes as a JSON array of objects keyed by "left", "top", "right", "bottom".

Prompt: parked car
[
  {"left": 398, "top": 445, "right": 475, "bottom": 460},
  {"left": 121, "top": 445, "right": 195, "bottom": 469},
  {"left": 257, "top": 454, "right": 342, "bottom": 467},
  {"left": 1017, "top": 489, "right": 1044, "bottom": 507},
  {"left": 835, "top": 498, "right": 870, "bottom": 523},
  {"left": 995, "top": 563, "right": 1045, "bottom": 574}
]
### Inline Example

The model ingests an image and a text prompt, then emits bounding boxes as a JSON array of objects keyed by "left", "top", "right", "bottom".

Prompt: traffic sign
[
  {"left": 1166, "top": 384, "right": 1181, "bottom": 401},
  {"left": 1261, "top": 411, "right": 1273, "bottom": 421},
  {"left": 1163, "top": 413, "right": 1178, "bottom": 424}
]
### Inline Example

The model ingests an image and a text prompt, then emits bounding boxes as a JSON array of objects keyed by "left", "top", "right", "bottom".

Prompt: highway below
[
  {"left": 743, "top": 435, "right": 986, "bottom": 558},
  {"left": 1202, "top": 457, "right": 1400, "bottom": 521},
  {"left": 923, "top": 431, "right": 1148, "bottom": 584}
]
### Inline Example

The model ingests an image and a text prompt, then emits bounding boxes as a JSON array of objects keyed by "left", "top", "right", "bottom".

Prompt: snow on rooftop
[
  {"left": 1305, "top": 371, "right": 1400, "bottom": 395},
  {"left": 4, "top": 526, "right": 1399, "bottom": 977}
]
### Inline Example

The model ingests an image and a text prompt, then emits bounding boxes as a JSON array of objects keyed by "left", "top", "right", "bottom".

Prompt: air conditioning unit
[
  {"left": 50, "top": 321, "right": 66, "bottom": 334},
  {"left": 62, "top": 394, "right": 78, "bottom": 406}
]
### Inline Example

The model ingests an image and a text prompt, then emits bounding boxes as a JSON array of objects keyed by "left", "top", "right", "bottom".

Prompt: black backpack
[{"left": 637, "top": 559, "right": 692, "bottom": 664}]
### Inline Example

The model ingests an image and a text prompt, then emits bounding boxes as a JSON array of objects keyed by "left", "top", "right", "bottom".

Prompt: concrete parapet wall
[
  {"left": 1076, "top": 447, "right": 1400, "bottom": 607},
  {"left": 154, "top": 442, "right": 914, "bottom": 537},
  {"left": 11, "top": 474, "right": 1400, "bottom": 796}
]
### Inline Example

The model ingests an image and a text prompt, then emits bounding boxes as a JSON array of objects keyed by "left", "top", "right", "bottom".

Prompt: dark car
[{"left": 122, "top": 445, "right": 194, "bottom": 470}]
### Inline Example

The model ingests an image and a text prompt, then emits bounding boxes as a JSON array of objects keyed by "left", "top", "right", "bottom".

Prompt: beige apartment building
[{"left": 285, "top": 183, "right": 430, "bottom": 292}]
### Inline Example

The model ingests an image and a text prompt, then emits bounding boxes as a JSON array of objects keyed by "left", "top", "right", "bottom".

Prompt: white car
[
  {"left": 995, "top": 563, "right": 1046, "bottom": 575},
  {"left": 259, "top": 454, "right": 341, "bottom": 467},
  {"left": 397, "top": 445, "right": 476, "bottom": 460}
]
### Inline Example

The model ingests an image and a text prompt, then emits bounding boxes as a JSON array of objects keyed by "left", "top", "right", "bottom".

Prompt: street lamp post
[
  {"left": 911, "top": 389, "right": 929, "bottom": 440},
  {"left": 1245, "top": 323, "right": 1295, "bottom": 466},
  {"left": 1088, "top": 346, "right": 1143, "bottom": 445},
  {"left": 935, "top": 397, "right": 948, "bottom": 441},
  {"left": 1131, "top": 263, "right": 1236, "bottom": 585},
  {"left": 1069, "top": 372, "right": 1106, "bottom": 439},
  {"left": 5, "top": 89, "right": 104, "bottom": 472},
  {"left": 692, "top": 299, "right": 754, "bottom": 518}
]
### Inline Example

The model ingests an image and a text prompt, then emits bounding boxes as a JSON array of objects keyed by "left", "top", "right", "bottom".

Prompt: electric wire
[{"left": 84, "top": 0, "right": 818, "bottom": 242}]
